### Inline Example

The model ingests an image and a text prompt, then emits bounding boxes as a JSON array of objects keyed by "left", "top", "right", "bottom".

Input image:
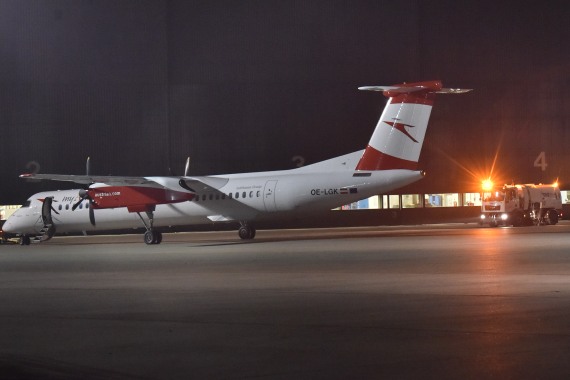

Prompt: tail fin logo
[{"left": 384, "top": 118, "right": 418, "bottom": 143}]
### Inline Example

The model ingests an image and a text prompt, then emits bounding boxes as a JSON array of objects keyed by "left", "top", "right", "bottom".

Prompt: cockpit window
[{"left": 22, "top": 200, "right": 32, "bottom": 208}]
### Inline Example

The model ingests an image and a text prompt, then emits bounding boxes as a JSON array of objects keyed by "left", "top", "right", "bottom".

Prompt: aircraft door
[
  {"left": 263, "top": 180, "right": 278, "bottom": 212},
  {"left": 41, "top": 197, "right": 54, "bottom": 226},
  {"left": 40, "top": 196, "right": 57, "bottom": 239}
]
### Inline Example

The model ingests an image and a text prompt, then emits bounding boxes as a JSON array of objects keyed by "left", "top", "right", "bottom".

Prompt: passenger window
[
  {"left": 209, "top": 194, "right": 213, "bottom": 201},
  {"left": 257, "top": 191, "right": 260, "bottom": 197},
  {"left": 228, "top": 193, "right": 233, "bottom": 199},
  {"left": 222, "top": 193, "right": 226, "bottom": 200},
  {"left": 235, "top": 192, "right": 239, "bottom": 199},
  {"left": 202, "top": 194, "right": 206, "bottom": 201},
  {"left": 65, "top": 204, "right": 69, "bottom": 210},
  {"left": 58, "top": 205, "right": 62, "bottom": 211},
  {"left": 242, "top": 192, "right": 246, "bottom": 198},
  {"left": 249, "top": 191, "right": 253, "bottom": 198},
  {"left": 195, "top": 195, "right": 199, "bottom": 201}
]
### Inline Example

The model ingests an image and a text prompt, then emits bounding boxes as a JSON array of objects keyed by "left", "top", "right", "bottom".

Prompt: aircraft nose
[
  {"left": 2, "top": 219, "right": 15, "bottom": 233},
  {"left": 2, "top": 214, "right": 21, "bottom": 234}
]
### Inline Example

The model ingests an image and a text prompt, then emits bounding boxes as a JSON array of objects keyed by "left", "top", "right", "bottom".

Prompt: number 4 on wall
[{"left": 534, "top": 151, "right": 548, "bottom": 171}]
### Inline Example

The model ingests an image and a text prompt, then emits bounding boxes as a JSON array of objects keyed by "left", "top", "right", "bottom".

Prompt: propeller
[
  {"left": 86, "top": 156, "right": 91, "bottom": 177},
  {"left": 71, "top": 157, "right": 96, "bottom": 226},
  {"left": 184, "top": 157, "right": 190, "bottom": 177}
]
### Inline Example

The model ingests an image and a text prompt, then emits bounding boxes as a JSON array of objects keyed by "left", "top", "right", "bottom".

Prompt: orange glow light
[{"left": 482, "top": 179, "right": 494, "bottom": 192}]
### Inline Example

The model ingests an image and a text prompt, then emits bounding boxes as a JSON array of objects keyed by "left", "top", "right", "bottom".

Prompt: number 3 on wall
[{"left": 534, "top": 151, "right": 548, "bottom": 171}]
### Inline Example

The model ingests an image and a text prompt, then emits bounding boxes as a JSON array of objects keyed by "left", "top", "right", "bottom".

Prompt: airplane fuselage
[{"left": 6, "top": 163, "right": 422, "bottom": 235}]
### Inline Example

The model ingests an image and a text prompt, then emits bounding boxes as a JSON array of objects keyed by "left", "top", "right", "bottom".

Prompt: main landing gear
[
  {"left": 238, "top": 222, "right": 256, "bottom": 240},
  {"left": 137, "top": 210, "right": 162, "bottom": 245},
  {"left": 19, "top": 236, "right": 31, "bottom": 245}
]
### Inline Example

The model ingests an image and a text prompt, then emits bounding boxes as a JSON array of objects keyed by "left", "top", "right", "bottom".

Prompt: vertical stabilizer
[{"left": 356, "top": 80, "right": 470, "bottom": 171}]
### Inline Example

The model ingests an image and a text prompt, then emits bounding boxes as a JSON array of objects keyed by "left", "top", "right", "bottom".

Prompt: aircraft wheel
[
  {"left": 144, "top": 230, "right": 156, "bottom": 245},
  {"left": 19, "top": 236, "right": 31, "bottom": 245},
  {"left": 238, "top": 225, "right": 256, "bottom": 240},
  {"left": 155, "top": 231, "right": 163, "bottom": 244}
]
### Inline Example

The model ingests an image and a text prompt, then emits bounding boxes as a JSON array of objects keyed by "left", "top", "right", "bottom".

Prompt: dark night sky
[{"left": 1, "top": 0, "right": 569, "bottom": 203}]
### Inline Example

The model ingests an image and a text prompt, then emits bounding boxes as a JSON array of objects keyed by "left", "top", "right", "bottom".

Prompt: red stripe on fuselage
[{"left": 355, "top": 145, "right": 418, "bottom": 171}]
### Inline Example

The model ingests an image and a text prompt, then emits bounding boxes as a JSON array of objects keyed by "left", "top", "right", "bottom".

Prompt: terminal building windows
[
  {"left": 0, "top": 205, "right": 22, "bottom": 220},
  {"left": 402, "top": 194, "right": 422, "bottom": 208},
  {"left": 340, "top": 195, "right": 379, "bottom": 210},
  {"left": 463, "top": 192, "right": 482, "bottom": 206},
  {"left": 425, "top": 193, "right": 459, "bottom": 207},
  {"left": 382, "top": 195, "right": 400, "bottom": 209},
  {"left": 339, "top": 192, "right": 483, "bottom": 211}
]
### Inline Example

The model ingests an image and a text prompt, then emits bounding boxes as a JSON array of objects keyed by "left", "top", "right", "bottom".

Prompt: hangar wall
[{"left": 1, "top": 1, "right": 568, "bottom": 205}]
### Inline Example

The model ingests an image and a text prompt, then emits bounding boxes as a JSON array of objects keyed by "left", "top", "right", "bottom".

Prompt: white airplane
[{"left": 3, "top": 80, "right": 471, "bottom": 245}]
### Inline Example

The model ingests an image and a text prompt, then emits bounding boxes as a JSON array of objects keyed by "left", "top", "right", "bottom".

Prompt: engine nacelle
[{"left": 88, "top": 186, "right": 194, "bottom": 213}]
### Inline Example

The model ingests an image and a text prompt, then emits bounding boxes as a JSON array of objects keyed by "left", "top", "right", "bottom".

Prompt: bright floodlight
[{"left": 482, "top": 179, "right": 493, "bottom": 192}]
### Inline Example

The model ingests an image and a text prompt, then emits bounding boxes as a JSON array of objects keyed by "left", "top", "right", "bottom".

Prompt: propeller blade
[
  {"left": 88, "top": 203, "right": 96, "bottom": 226},
  {"left": 86, "top": 156, "right": 91, "bottom": 176},
  {"left": 184, "top": 157, "right": 191, "bottom": 177}
]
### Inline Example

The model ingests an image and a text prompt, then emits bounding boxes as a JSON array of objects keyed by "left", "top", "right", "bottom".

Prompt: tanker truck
[{"left": 480, "top": 183, "right": 562, "bottom": 227}]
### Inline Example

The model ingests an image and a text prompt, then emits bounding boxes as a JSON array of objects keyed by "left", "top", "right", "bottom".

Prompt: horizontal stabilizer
[{"left": 359, "top": 84, "right": 472, "bottom": 94}]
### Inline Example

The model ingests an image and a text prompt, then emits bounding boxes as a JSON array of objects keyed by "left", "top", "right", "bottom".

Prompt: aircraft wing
[
  {"left": 20, "top": 173, "right": 230, "bottom": 194},
  {"left": 20, "top": 173, "right": 156, "bottom": 186},
  {"left": 178, "top": 177, "right": 229, "bottom": 193}
]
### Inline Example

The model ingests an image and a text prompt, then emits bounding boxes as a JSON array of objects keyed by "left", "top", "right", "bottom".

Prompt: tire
[
  {"left": 238, "top": 225, "right": 255, "bottom": 240},
  {"left": 546, "top": 210, "right": 559, "bottom": 225},
  {"left": 155, "top": 231, "right": 163, "bottom": 244},
  {"left": 144, "top": 230, "right": 155, "bottom": 245},
  {"left": 238, "top": 227, "right": 250, "bottom": 240},
  {"left": 512, "top": 212, "right": 524, "bottom": 227}
]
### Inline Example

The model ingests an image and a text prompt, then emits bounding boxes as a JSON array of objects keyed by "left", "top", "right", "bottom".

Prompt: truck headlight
[
  {"left": 501, "top": 213, "right": 508, "bottom": 221},
  {"left": 480, "top": 214, "right": 486, "bottom": 220}
]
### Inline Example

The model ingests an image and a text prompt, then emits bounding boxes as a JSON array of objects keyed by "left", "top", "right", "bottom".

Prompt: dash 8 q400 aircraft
[{"left": 3, "top": 81, "right": 471, "bottom": 245}]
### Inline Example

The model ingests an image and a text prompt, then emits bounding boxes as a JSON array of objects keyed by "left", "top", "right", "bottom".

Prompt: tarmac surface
[{"left": 1, "top": 223, "right": 570, "bottom": 379}]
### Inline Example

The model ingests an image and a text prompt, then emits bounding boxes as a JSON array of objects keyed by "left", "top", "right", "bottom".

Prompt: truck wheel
[
  {"left": 546, "top": 210, "right": 559, "bottom": 225},
  {"left": 512, "top": 213, "right": 524, "bottom": 227}
]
